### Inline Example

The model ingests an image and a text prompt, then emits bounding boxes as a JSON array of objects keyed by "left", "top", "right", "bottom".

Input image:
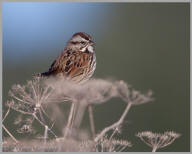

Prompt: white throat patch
[
  {"left": 88, "top": 46, "right": 94, "bottom": 53},
  {"left": 81, "top": 45, "right": 94, "bottom": 53}
]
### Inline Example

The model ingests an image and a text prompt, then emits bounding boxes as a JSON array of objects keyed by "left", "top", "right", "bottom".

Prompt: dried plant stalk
[
  {"left": 88, "top": 105, "right": 95, "bottom": 139},
  {"left": 63, "top": 103, "right": 75, "bottom": 138},
  {"left": 136, "top": 131, "right": 181, "bottom": 152},
  {"left": 3, "top": 77, "right": 181, "bottom": 152},
  {"left": 95, "top": 102, "right": 132, "bottom": 142}
]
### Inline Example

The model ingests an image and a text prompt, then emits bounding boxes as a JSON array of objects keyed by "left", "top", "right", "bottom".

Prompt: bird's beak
[{"left": 89, "top": 40, "right": 94, "bottom": 46}]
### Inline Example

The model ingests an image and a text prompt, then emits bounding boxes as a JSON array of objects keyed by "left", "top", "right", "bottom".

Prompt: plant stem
[
  {"left": 44, "top": 125, "right": 48, "bottom": 144},
  {"left": 94, "top": 103, "right": 132, "bottom": 142},
  {"left": 2, "top": 124, "right": 18, "bottom": 143},
  {"left": 152, "top": 146, "right": 157, "bottom": 152},
  {"left": 64, "top": 102, "right": 75, "bottom": 138},
  {"left": 39, "top": 108, "right": 46, "bottom": 124},
  {"left": 72, "top": 103, "right": 86, "bottom": 129},
  {"left": 2, "top": 106, "right": 10, "bottom": 122},
  {"left": 33, "top": 114, "right": 57, "bottom": 138},
  {"left": 88, "top": 105, "right": 95, "bottom": 139}
]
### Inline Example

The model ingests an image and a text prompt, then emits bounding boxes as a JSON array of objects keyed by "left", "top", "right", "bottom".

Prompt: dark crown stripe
[{"left": 73, "top": 32, "right": 91, "bottom": 41}]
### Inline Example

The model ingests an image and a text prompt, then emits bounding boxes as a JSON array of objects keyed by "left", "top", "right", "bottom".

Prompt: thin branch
[
  {"left": 40, "top": 106, "right": 51, "bottom": 121},
  {"left": 72, "top": 102, "right": 87, "bottom": 130},
  {"left": 50, "top": 121, "right": 55, "bottom": 130},
  {"left": 38, "top": 108, "right": 46, "bottom": 124},
  {"left": 33, "top": 114, "right": 57, "bottom": 138},
  {"left": 2, "top": 124, "right": 18, "bottom": 143},
  {"left": 115, "top": 144, "right": 123, "bottom": 152},
  {"left": 10, "top": 107, "right": 33, "bottom": 115},
  {"left": 44, "top": 125, "right": 48, "bottom": 144},
  {"left": 152, "top": 146, "right": 157, "bottom": 152},
  {"left": 139, "top": 137, "right": 153, "bottom": 148},
  {"left": 2, "top": 106, "right": 10, "bottom": 122},
  {"left": 31, "top": 81, "right": 38, "bottom": 101},
  {"left": 109, "top": 128, "right": 118, "bottom": 141},
  {"left": 94, "top": 103, "right": 132, "bottom": 142},
  {"left": 63, "top": 102, "right": 75, "bottom": 138},
  {"left": 13, "top": 88, "right": 34, "bottom": 103},
  {"left": 88, "top": 105, "right": 95, "bottom": 139},
  {"left": 11, "top": 94, "right": 31, "bottom": 105},
  {"left": 40, "top": 106, "right": 56, "bottom": 128},
  {"left": 40, "top": 88, "right": 53, "bottom": 104},
  {"left": 40, "top": 86, "right": 51, "bottom": 101}
]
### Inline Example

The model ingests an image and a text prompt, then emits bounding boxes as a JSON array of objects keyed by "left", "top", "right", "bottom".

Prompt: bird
[
  {"left": 38, "top": 32, "right": 96, "bottom": 138},
  {"left": 39, "top": 32, "right": 96, "bottom": 83}
]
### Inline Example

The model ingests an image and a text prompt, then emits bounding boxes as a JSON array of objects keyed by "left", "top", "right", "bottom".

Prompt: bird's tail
[
  {"left": 40, "top": 71, "right": 52, "bottom": 77},
  {"left": 36, "top": 70, "right": 54, "bottom": 77}
]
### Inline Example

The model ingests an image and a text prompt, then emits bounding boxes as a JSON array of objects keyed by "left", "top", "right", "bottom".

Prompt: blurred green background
[{"left": 2, "top": 2, "right": 190, "bottom": 152}]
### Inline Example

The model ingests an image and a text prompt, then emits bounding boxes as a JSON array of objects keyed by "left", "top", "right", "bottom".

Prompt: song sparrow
[{"left": 39, "top": 32, "right": 96, "bottom": 83}]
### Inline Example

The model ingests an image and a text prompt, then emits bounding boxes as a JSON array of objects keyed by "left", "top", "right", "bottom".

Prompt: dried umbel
[
  {"left": 4, "top": 77, "right": 154, "bottom": 147},
  {"left": 94, "top": 135, "right": 132, "bottom": 152},
  {"left": 4, "top": 76, "right": 181, "bottom": 152},
  {"left": 7, "top": 76, "right": 153, "bottom": 112},
  {"left": 44, "top": 77, "right": 123, "bottom": 105},
  {"left": 79, "top": 135, "right": 132, "bottom": 152},
  {"left": 3, "top": 138, "right": 86, "bottom": 152},
  {"left": 7, "top": 77, "right": 56, "bottom": 115},
  {"left": 136, "top": 131, "right": 181, "bottom": 152},
  {"left": 6, "top": 77, "right": 60, "bottom": 140},
  {"left": 44, "top": 77, "right": 153, "bottom": 106}
]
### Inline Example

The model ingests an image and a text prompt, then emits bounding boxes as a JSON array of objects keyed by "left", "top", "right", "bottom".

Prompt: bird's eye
[{"left": 81, "top": 41, "right": 86, "bottom": 44}]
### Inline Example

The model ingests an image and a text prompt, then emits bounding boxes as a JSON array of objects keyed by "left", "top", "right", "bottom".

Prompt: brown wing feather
[
  {"left": 67, "top": 51, "right": 93, "bottom": 79},
  {"left": 43, "top": 49, "right": 94, "bottom": 81}
]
